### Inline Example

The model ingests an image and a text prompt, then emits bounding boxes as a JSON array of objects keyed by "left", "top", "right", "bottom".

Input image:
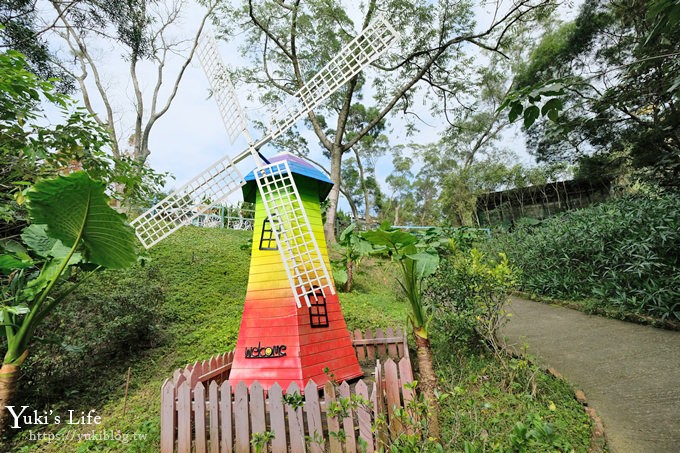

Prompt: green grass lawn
[{"left": 8, "top": 227, "right": 591, "bottom": 452}]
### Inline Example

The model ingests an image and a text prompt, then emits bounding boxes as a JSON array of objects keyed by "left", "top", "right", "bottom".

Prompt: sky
[{"left": 38, "top": 0, "right": 581, "bottom": 211}]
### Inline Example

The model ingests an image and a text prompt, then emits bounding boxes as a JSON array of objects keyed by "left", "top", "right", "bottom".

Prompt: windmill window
[
  {"left": 259, "top": 218, "right": 278, "bottom": 250},
  {"left": 308, "top": 288, "right": 329, "bottom": 328}
]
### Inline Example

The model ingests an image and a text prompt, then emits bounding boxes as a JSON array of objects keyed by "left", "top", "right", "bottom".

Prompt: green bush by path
[
  {"left": 485, "top": 195, "right": 680, "bottom": 321},
  {"left": 426, "top": 248, "right": 516, "bottom": 348}
]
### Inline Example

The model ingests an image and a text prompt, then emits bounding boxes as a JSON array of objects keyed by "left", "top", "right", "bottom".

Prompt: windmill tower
[
  {"left": 131, "top": 18, "right": 398, "bottom": 390},
  {"left": 230, "top": 152, "right": 360, "bottom": 389}
]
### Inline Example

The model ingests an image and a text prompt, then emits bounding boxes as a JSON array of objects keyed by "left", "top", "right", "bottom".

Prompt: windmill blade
[
  {"left": 131, "top": 150, "right": 250, "bottom": 249},
  {"left": 197, "top": 32, "right": 250, "bottom": 144},
  {"left": 254, "top": 161, "right": 335, "bottom": 308},
  {"left": 268, "top": 16, "right": 399, "bottom": 140}
]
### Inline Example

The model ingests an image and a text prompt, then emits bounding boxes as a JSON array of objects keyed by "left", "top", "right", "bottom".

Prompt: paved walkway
[{"left": 501, "top": 297, "right": 680, "bottom": 453}]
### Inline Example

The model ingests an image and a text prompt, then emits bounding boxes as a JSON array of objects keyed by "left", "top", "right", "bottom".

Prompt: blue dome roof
[{"left": 242, "top": 152, "right": 334, "bottom": 203}]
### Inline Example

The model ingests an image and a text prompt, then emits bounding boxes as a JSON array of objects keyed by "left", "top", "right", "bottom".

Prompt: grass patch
[
  {"left": 433, "top": 340, "right": 592, "bottom": 451},
  {"left": 6, "top": 227, "right": 591, "bottom": 452}
]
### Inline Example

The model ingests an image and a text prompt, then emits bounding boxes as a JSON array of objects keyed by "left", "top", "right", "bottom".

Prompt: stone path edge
[
  {"left": 511, "top": 291, "right": 680, "bottom": 332},
  {"left": 502, "top": 348, "right": 607, "bottom": 452}
]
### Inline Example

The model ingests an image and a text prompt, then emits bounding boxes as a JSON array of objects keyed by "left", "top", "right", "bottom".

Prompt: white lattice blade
[
  {"left": 197, "top": 32, "right": 249, "bottom": 144},
  {"left": 254, "top": 161, "right": 335, "bottom": 307},
  {"left": 268, "top": 16, "right": 398, "bottom": 139},
  {"left": 131, "top": 152, "right": 247, "bottom": 249}
]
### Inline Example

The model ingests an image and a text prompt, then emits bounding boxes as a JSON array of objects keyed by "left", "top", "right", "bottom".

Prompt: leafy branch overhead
[
  {"left": 214, "top": 0, "right": 559, "bottom": 241},
  {"left": 498, "top": 80, "right": 566, "bottom": 128},
  {"left": 499, "top": 0, "right": 680, "bottom": 188}
]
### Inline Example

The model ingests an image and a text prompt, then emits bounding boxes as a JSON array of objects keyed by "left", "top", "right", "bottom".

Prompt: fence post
[
  {"left": 250, "top": 381, "right": 266, "bottom": 437},
  {"left": 286, "top": 382, "right": 306, "bottom": 453},
  {"left": 384, "top": 359, "right": 403, "bottom": 436},
  {"left": 355, "top": 380, "right": 373, "bottom": 453},
  {"left": 209, "top": 381, "right": 220, "bottom": 453},
  {"left": 324, "top": 382, "right": 342, "bottom": 453},
  {"left": 160, "top": 379, "right": 176, "bottom": 453},
  {"left": 177, "top": 381, "right": 192, "bottom": 453},
  {"left": 234, "top": 382, "right": 250, "bottom": 453},
  {"left": 305, "top": 380, "right": 324, "bottom": 453},
  {"left": 219, "top": 381, "right": 233, "bottom": 453},
  {"left": 269, "top": 383, "right": 288, "bottom": 453},
  {"left": 194, "top": 382, "right": 207, "bottom": 453},
  {"left": 375, "top": 328, "right": 387, "bottom": 358},
  {"left": 339, "top": 381, "right": 357, "bottom": 453}
]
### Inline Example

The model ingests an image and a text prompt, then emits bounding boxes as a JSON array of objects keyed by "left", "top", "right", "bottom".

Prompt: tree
[
  {"left": 506, "top": 0, "right": 680, "bottom": 190},
  {"left": 342, "top": 104, "right": 389, "bottom": 225},
  {"left": 214, "top": 0, "right": 558, "bottom": 242},
  {"left": 363, "top": 223, "right": 447, "bottom": 437},
  {"left": 0, "top": 171, "right": 137, "bottom": 434},
  {"left": 384, "top": 150, "right": 415, "bottom": 226},
  {"left": 332, "top": 223, "right": 373, "bottom": 292},
  {"left": 39, "top": 0, "right": 217, "bottom": 165},
  {"left": 0, "top": 49, "right": 162, "bottom": 235},
  {"left": 0, "top": 1, "right": 74, "bottom": 93}
]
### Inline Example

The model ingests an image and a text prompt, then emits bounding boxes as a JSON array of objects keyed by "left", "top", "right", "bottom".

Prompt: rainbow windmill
[{"left": 130, "top": 18, "right": 398, "bottom": 390}]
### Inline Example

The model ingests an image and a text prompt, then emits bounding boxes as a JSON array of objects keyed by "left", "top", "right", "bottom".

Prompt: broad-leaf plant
[
  {"left": 0, "top": 172, "right": 137, "bottom": 433},
  {"left": 362, "top": 222, "right": 448, "bottom": 437}
]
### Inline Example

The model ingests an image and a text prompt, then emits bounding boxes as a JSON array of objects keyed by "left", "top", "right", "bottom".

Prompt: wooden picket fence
[
  {"left": 349, "top": 327, "right": 410, "bottom": 363},
  {"left": 161, "top": 327, "right": 413, "bottom": 452}
]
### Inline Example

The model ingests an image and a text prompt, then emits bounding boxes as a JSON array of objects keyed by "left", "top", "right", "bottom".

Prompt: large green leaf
[
  {"left": 362, "top": 224, "right": 417, "bottom": 250},
  {"left": 21, "top": 225, "right": 56, "bottom": 257},
  {"left": 27, "top": 172, "right": 136, "bottom": 269},
  {"left": 21, "top": 259, "right": 64, "bottom": 301},
  {"left": 0, "top": 255, "right": 32, "bottom": 272},
  {"left": 405, "top": 252, "right": 440, "bottom": 278},
  {"left": 21, "top": 224, "right": 82, "bottom": 263}
]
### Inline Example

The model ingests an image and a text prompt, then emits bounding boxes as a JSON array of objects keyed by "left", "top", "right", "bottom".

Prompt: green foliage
[
  {"left": 508, "top": 413, "right": 572, "bottom": 452},
  {"left": 28, "top": 172, "right": 137, "bottom": 269},
  {"left": 486, "top": 195, "right": 680, "bottom": 320},
  {"left": 0, "top": 50, "right": 165, "bottom": 227},
  {"left": 426, "top": 249, "right": 516, "bottom": 348},
  {"left": 363, "top": 223, "right": 444, "bottom": 336},
  {"left": 433, "top": 346, "right": 591, "bottom": 452},
  {"left": 498, "top": 80, "right": 566, "bottom": 127},
  {"left": 374, "top": 381, "right": 447, "bottom": 452},
  {"left": 250, "top": 431, "right": 275, "bottom": 453},
  {"left": 505, "top": 0, "right": 680, "bottom": 189},
  {"left": 281, "top": 391, "right": 305, "bottom": 410},
  {"left": 1, "top": 172, "right": 138, "bottom": 367},
  {"left": 331, "top": 223, "right": 373, "bottom": 291},
  {"left": 16, "top": 265, "right": 164, "bottom": 406}
]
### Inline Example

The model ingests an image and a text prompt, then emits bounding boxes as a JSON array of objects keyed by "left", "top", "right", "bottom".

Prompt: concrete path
[{"left": 501, "top": 297, "right": 680, "bottom": 453}]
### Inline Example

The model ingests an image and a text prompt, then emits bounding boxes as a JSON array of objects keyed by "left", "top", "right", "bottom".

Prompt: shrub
[
  {"left": 426, "top": 248, "right": 516, "bottom": 350},
  {"left": 15, "top": 265, "right": 165, "bottom": 406},
  {"left": 485, "top": 194, "right": 680, "bottom": 320}
]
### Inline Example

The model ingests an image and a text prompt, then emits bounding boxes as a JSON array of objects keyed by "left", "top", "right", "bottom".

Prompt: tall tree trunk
[
  {"left": 345, "top": 259, "right": 353, "bottom": 292},
  {"left": 353, "top": 148, "right": 371, "bottom": 226},
  {"left": 0, "top": 363, "right": 20, "bottom": 434},
  {"left": 413, "top": 333, "right": 440, "bottom": 438},
  {"left": 324, "top": 145, "right": 343, "bottom": 244}
]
